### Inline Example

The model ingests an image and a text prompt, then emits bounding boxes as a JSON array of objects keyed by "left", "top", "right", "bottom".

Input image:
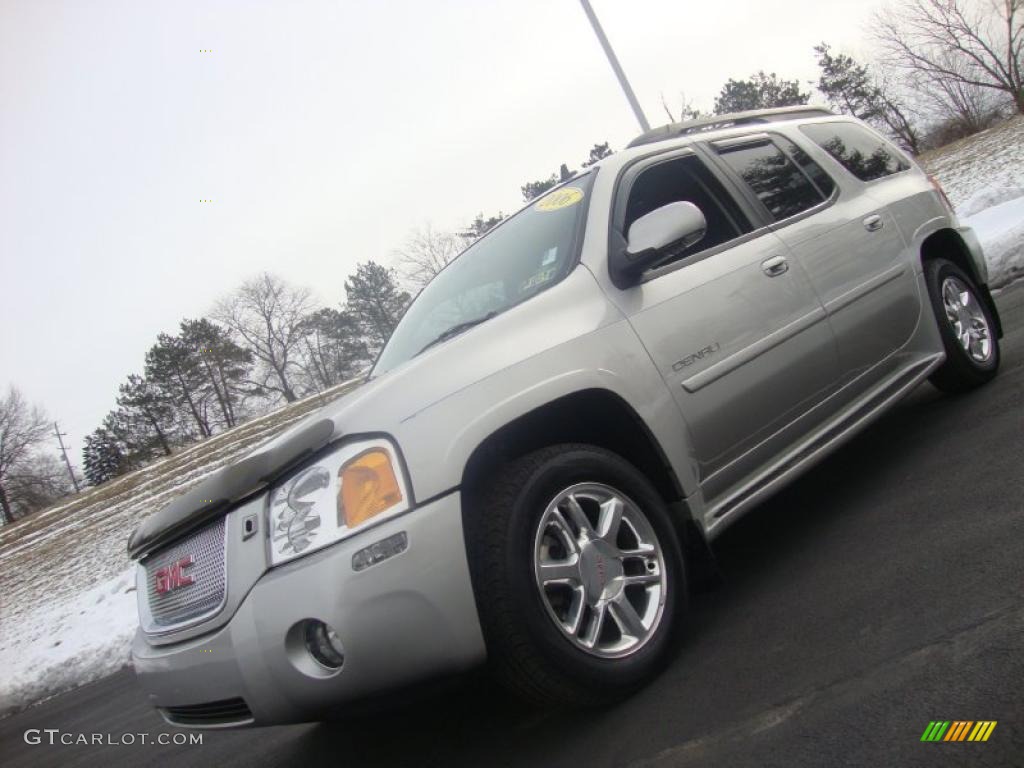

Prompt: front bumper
[{"left": 132, "top": 490, "right": 486, "bottom": 727}]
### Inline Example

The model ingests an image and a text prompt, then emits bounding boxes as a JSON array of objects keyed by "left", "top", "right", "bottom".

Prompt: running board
[{"left": 705, "top": 354, "right": 943, "bottom": 537}]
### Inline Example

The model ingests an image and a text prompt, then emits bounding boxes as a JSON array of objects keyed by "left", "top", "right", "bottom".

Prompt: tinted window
[
  {"left": 801, "top": 122, "right": 910, "bottom": 182},
  {"left": 624, "top": 154, "right": 752, "bottom": 268},
  {"left": 719, "top": 140, "right": 825, "bottom": 220},
  {"left": 784, "top": 140, "right": 836, "bottom": 197}
]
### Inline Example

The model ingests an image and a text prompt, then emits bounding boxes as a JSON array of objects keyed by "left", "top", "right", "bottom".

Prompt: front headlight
[{"left": 268, "top": 438, "right": 410, "bottom": 566}]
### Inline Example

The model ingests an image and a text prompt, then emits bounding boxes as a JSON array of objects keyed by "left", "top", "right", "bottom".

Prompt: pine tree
[
  {"left": 179, "top": 318, "right": 252, "bottom": 429},
  {"left": 344, "top": 262, "right": 411, "bottom": 353},
  {"left": 814, "top": 43, "right": 923, "bottom": 154},
  {"left": 299, "top": 308, "right": 369, "bottom": 390},
  {"left": 713, "top": 71, "right": 809, "bottom": 114},
  {"left": 461, "top": 213, "right": 505, "bottom": 240},
  {"left": 145, "top": 335, "right": 212, "bottom": 438},
  {"left": 82, "top": 426, "right": 127, "bottom": 485},
  {"left": 521, "top": 164, "right": 576, "bottom": 202},
  {"left": 814, "top": 44, "right": 884, "bottom": 120},
  {"left": 521, "top": 174, "right": 559, "bottom": 202},
  {"left": 116, "top": 375, "right": 176, "bottom": 455}
]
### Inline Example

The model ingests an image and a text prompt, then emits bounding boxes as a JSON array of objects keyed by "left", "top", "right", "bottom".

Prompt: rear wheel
[
  {"left": 465, "top": 444, "right": 686, "bottom": 706},
  {"left": 925, "top": 259, "right": 999, "bottom": 393}
]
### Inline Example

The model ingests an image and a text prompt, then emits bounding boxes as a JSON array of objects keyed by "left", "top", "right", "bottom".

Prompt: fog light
[{"left": 304, "top": 620, "right": 345, "bottom": 670}]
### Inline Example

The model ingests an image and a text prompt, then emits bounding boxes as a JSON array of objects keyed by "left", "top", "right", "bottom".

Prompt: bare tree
[
  {"left": 5, "top": 454, "right": 73, "bottom": 515},
  {"left": 0, "top": 387, "right": 50, "bottom": 525},
  {"left": 212, "top": 273, "right": 317, "bottom": 403},
  {"left": 875, "top": 0, "right": 1024, "bottom": 115},
  {"left": 914, "top": 51, "right": 1010, "bottom": 138},
  {"left": 659, "top": 91, "right": 710, "bottom": 122},
  {"left": 393, "top": 224, "right": 467, "bottom": 289}
]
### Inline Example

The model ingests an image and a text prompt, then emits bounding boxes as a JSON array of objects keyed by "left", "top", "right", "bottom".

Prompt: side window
[
  {"left": 717, "top": 140, "right": 826, "bottom": 220},
  {"left": 784, "top": 140, "right": 836, "bottom": 198},
  {"left": 624, "top": 154, "right": 753, "bottom": 267},
  {"left": 800, "top": 122, "right": 910, "bottom": 182}
]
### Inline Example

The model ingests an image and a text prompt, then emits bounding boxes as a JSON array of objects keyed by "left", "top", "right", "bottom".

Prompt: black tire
[
  {"left": 925, "top": 258, "right": 1000, "bottom": 393},
  {"left": 464, "top": 444, "right": 687, "bottom": 707}
]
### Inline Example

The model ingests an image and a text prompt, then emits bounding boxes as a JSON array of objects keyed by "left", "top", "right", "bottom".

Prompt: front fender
[
  {"left": 393, "top": 319, "right": 699, "bottom": 506},
  {"left": 956, "top": 224, "right": 990, "bottom": 286}
]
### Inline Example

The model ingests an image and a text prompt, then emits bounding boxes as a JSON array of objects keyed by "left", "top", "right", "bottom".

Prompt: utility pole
[
  {"left": 578, "top": 0, "right": 651, "bottom": 132},
  {"left": 53, "top": 422, "right": 81, "bottom": 492}
]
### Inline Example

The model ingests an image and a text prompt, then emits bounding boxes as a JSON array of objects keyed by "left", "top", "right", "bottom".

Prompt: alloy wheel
[
  {"left": 941, "top": 276, "right": 993, "bottom": 363},
  {"left": 533, "top": 483, "right": 668, "bottom": 659}
]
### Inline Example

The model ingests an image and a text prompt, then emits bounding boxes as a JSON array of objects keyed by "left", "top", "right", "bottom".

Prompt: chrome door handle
[
  {"left": 863, "top": 214, "right": 884, "bottom": 232},
  {"left": 761, "top": 255, "right": 789, "bottom": 277}
]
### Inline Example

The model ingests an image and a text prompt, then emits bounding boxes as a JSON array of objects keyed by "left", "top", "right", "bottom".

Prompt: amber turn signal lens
[{"left": 338, "top": 449, "right": 403, "bottom": 528}]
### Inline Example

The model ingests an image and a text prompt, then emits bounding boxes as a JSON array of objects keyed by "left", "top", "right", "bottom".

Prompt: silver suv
[{"left": 129, "top": 106, "right": 1002, "bottom": 727}]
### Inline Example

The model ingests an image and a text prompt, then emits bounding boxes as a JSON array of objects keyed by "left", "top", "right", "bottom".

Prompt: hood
[
  {"left": 128, "top": 266, "right": 617, "bottom": 560},
  {"left": 127, "top": 417, "right": 335, "bottom": 559}
]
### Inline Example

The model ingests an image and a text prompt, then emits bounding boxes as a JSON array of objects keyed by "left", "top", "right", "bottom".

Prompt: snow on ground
[
  {"left": 964, "top": 197, "right": 1024, "bottom": 288},
  {"left": 919, "top": 116, "right": 1024, "bottom": 211},
  {"left": 920, "top": 116, "right": 1024, "bottom": 288},
  {"left": 0, "top": 568, "right": 137, "bottom": 715},
  {"left": 1, "top": 119, "right": 1023, "bottom": 719},
  {"left": 0, "top": 379, "right": 360, "bottom": 716}
]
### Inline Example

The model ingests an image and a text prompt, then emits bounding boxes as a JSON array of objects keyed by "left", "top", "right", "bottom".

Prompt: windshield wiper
[{"left": 416, "top": 311, "right": 499, "bottom": 357}]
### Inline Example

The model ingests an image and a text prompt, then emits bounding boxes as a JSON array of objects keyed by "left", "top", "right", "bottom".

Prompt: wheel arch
[
  {"left": 458, "top": 388, "right": 721, "bottom": 592},
  {"left": 920, "top": 227, "right": 1003, "bottom": 338},
  {"left": 460, "top": 388, "right": 684, "bottom": 504}
]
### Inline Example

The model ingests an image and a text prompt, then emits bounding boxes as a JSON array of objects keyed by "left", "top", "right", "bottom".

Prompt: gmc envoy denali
[{"left": 129, "top": 106, "right": 1002, "bottom": 727}]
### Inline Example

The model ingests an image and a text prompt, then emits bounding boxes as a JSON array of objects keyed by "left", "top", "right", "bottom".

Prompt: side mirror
[{"left": 614, "top": 201, "right": 707, "bottom": 284}]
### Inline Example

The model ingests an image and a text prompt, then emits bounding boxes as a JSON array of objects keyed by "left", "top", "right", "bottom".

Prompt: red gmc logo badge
[{"left": 155, "top": 555, "right": 195, "bottom": 595}]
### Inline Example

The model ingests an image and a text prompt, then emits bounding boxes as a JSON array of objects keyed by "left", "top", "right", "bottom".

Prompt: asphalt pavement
[{"left": 2, "top": 282, "right": 1022, "bottom": 768}]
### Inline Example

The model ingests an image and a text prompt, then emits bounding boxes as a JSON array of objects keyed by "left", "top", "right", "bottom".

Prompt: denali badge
[
  {"left": 672, "top": 343, "right": 720, "bottom": 372},
  {"left": 155, "top": 555, "right": 195, "bottom": 595}
]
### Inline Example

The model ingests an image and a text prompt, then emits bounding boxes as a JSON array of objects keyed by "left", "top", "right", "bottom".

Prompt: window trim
[
  {"left": 709, "top": 132, "right": 774, "bottom": 151},
  {"left": 608, "top": 145, "right": 767, "bottom": 286},
  {"left": 798, "top": 121, "right": 912, "bottom": 185},
  {"left": 776, "top": 136, "right": 837, "bottom": 200},
  {"left": 704, "top": 130, "right": 840, "bottom": 233}
]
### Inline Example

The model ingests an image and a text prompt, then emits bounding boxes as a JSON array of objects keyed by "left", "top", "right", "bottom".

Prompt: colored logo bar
[{"left": 921, "top": 721, "right": 997, "bottom": 742}]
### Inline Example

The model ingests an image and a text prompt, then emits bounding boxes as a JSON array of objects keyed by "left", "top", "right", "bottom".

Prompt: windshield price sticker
[{"left": 535, "top": 187, "right": 584, "bottom": 212}]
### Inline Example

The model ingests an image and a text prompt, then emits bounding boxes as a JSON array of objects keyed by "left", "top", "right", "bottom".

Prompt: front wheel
[
  {"left": 464, "top": 444, "right": 687, "bottom": 706},
  {"left": 925, "top": 259, "right": 1000, "bottom": 393}
]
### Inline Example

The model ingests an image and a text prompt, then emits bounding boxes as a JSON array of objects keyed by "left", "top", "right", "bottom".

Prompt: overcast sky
[{"left": 0, "top": 0, "right": 877, "bottom": 467}]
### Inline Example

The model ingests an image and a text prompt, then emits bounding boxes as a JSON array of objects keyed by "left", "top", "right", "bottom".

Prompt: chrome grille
[{"left": 141, "top": 517, "right": 227, "bottom": 632}]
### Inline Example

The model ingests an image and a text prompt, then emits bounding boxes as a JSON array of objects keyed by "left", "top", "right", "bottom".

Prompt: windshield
[{"left": 372, "top": 172, "right": 595, "bottom": 375}]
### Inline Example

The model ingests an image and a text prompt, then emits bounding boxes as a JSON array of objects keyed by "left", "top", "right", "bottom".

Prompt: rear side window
[
  {"left": 784, "top": 140, "right": 836, "bottom": 198},
  {"left": 624, "top": 154, "right": 753, "bottom": 268},
  {"left": 801, "top": 122, "right": 910, "bottom": 182},
  {"left": 717, "top": 140, "right": 826, "bottom": 220}
]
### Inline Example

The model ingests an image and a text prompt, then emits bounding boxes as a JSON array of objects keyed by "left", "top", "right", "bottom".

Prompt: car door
[
  {"left": 765, "top": 123, "right": 924, "bottom": 387},
  {"left": 607, "top": 148, "right": 839, "bottom": 504}
]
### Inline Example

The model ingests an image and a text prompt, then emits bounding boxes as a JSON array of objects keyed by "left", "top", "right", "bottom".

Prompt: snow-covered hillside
[
  {"left": 2, "top": 118, "right": 1023, "bottom": 718},
  {"left": 919, "top": 115, "right": 1024, "bottom": 288}
]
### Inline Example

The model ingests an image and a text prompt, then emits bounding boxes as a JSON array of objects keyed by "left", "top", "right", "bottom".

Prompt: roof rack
[{"left": 626, "top": 105, "right": 834, "bottom": 148}]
